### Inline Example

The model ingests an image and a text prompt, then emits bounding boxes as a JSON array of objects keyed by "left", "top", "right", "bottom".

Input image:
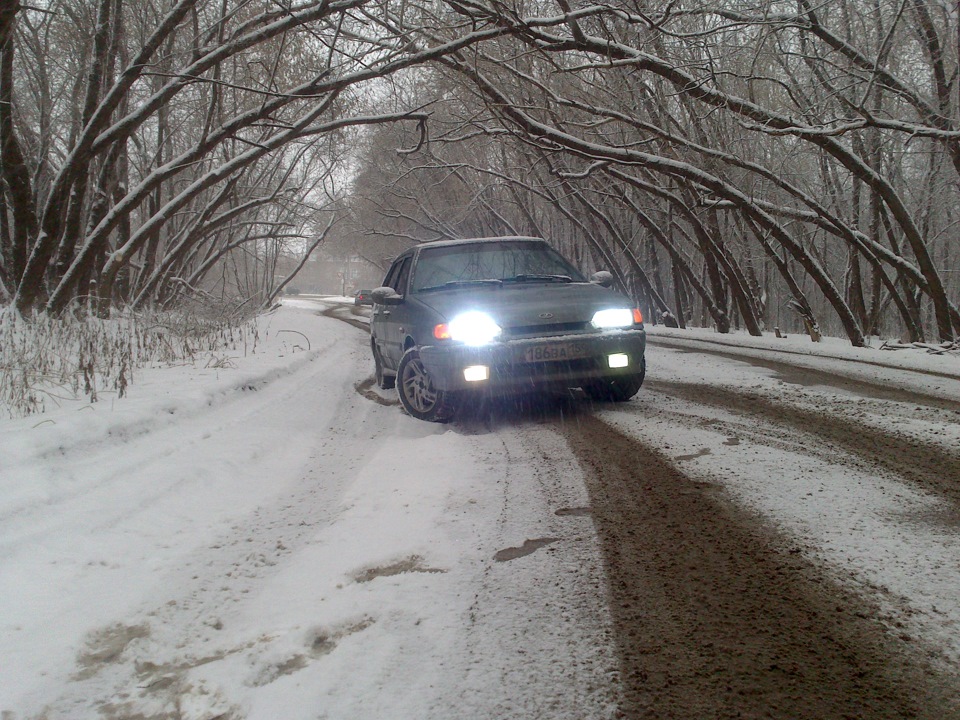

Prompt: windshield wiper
[
  {"left": 418, "top": 278, "right": 503, "bottom": 293},
  {"left": 503, "top": 273, "right": 573, "bottom": 283}
]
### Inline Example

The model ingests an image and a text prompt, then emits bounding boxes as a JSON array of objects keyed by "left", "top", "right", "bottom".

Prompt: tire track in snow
[
  {"left": 649, "top": 379, "right": 960, "bottom": 512},
  {"left": 0, "top": 346, "right": 334, "bottom": 538},
  {"left": 558, "top": 413, "right": 959, "bottom": 719},
  {"left": 10, "top": 319, "right": 389, "bottom": 718}
]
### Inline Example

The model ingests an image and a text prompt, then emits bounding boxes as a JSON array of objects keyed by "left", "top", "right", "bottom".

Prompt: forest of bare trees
[{"left": 2, "top": 0, "right": 959, "bottom": 344}]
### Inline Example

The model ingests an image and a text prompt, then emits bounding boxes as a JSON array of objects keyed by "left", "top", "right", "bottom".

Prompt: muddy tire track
[
  {"left": 649, "top": 379, "right": 960, "bottom": 511},
  {"left": 320, "top": 304, "right": 369, "bottom": 331},
  {"left": 647, "top": 336, "right": 960, "bottom": 408},
  {"left": 558, "top": 414, "right": 957, "bottom": 719}
]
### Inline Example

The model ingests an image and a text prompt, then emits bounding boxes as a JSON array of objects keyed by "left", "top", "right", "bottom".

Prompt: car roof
[{"left": 415, "top": 236, "right": 546, "bottom": 251}]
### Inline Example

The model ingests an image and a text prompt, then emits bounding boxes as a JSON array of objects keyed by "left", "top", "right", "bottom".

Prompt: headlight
[
  {"left": 436, "top": 311, "right": 502, "bottom": 346},
  {"left": 591, "top": 308, "right": 635, "bottom": 329}
]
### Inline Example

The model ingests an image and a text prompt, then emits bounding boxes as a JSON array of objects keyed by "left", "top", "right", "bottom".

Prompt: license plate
[{"left": 523, "top": 342, "right": 590, "bottom": 362}]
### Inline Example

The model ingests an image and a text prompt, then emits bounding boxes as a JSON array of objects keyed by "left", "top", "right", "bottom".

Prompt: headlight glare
[
  {"left": 447, "top": 311, "right": 501, "bottom": 346},
  {"left": 591, "top": 308, "right": 635, "bottom": 329}
]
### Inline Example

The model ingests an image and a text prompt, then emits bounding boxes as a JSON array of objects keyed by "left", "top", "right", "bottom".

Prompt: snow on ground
[
  {"left": 2, "top": 297, "right": 960, "bottom": 718},
  {"left": 645, "top": 323, "right": 960, "bottom": 402},
  {"left": 628, "top": 325, "right": 960, "bottom": 668},
  {"left": 0, "top": 299, "right": 617, "bottom": 719}
]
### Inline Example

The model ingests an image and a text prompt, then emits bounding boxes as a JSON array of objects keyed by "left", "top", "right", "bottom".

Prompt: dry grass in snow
[{"left": 0, "top": 304, "right": 261, "bottom": 418}]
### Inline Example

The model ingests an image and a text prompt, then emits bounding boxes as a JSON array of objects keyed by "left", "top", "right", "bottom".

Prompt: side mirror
[
  {"left": 590, "top": 271, "right": 614, "bottom": 288},
  {"left": 371, "top": 286, "right": 403, "bottom": 305}
]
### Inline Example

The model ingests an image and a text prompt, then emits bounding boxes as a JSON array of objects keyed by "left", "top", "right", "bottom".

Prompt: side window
[
  {"left": 383, "top": 257, "right": 405, "bottom": 290},
  {"left": 393, "top": 257, "right": 412, "bottom": 295}
]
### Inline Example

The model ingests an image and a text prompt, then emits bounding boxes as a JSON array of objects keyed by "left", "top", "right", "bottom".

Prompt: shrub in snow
[{"left": 0, "top": 305, "right": 259, "bottom": 418}]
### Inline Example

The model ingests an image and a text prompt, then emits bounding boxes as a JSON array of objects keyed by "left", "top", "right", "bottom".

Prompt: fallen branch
[
  {"left": 879, "top": 340, "right": 959, "bottom": 355},
  {"left": 277, "top": 329, "right": 311, "bottom": 351}
]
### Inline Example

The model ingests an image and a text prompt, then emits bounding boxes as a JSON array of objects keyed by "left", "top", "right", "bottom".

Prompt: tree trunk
[{"left": 0, "top": 12, "right": 37, "bottom": 294}]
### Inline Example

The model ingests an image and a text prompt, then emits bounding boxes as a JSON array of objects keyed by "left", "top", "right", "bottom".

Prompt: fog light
[
  {"left": 464, "top": 365, "right": 490, "bottom": 382},
  {"left": 608, "top": 353, "right": 629, "bottom": 368}
]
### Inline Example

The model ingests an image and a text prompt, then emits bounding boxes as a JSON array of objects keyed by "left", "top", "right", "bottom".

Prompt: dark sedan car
[
  {"left": 370, "top": 237, "right": 646, "bottom": 421},
  {"left": 353, "top": 289, "right": 373, "bottom": 306}
]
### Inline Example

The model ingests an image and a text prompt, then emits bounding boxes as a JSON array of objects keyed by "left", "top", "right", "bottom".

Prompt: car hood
[{"left": 415, "top": 282, "right": 634, "bottom": 330}]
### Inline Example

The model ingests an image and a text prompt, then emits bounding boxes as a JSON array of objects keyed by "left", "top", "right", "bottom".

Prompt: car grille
[
  {"left": 487, "top": 356, "right": 606, "bottom": 385},
  {"left": 502, "top": 321, "right": 591, "bottom": 338},
  {"left": 515, "top": 357, "right": 603, "bottom": 373}
]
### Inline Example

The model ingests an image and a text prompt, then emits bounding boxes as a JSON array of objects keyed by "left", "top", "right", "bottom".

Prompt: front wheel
[
  {"left": 397, "top": 348, "right": 458, "bottom": 422},
  {"left": 582, "top": 359, "right": 645, "bottom": 403}
]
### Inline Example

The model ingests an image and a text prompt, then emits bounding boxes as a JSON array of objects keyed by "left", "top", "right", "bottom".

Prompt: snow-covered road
[
  {"left": 2, "top": 297, "right": 959, "bottom": 718},
  {"left": 1, "top": 302, "right": 619, "bottom": 719}
]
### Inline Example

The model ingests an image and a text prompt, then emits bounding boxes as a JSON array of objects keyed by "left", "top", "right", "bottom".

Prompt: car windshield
[{"left": 412, "top": 241, "right": 585, "bottom": 293}]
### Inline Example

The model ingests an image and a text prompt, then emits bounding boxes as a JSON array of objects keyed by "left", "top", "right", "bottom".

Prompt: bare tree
[
  {"left": 2, "top": 0, "right": 957, "bottom": 345},
  {"left": 0, "top": 0, "right": 510, "bottom": 315}
]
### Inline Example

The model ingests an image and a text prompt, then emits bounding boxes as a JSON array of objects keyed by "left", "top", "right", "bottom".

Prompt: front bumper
[{"left": 418, "top": 328, "right": 646, "bottom": 392}]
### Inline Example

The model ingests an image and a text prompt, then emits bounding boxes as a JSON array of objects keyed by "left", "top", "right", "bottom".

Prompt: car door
[{"left": 372, "top": 253, "right": 413, "bottom": 370}]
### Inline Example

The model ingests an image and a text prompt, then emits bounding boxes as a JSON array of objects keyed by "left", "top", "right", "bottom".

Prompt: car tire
[
  {"left": 373, "top": 344, "right": 395, "bottom": 390},
  {"left": 582, "top": 359, "right": 645, "bottom": 402},
  {"left": 396, "top": 347, "right": 457, "bottom": 422}
]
